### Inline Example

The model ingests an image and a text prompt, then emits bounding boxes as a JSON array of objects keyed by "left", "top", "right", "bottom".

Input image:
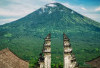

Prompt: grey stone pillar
[
  {"left": 63, "top": 33, "right": 78, "bottom": 68},
  {"left": 39, "top": 53, "right": 44, "bottom": 68},
  {"left": 43, "top": 34, "right": 51, "bottom": 68}
]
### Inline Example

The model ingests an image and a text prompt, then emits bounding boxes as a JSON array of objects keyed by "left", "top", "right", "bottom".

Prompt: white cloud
[
  {"left": 0, "top": 0, "right": 54, "bottom": 16},
  {"left": 81, "top": 7, "right": 87, "bottom": 11},
  {"left": 62, "top": 3, "right": 71, "bottom": 8},
  {"left": 40, "top": 0, "right": 54, "bottom": 3},
  {"left": 0, "top": 1, "right": 43, "bottom": 17},
  {"left": 0, "top": 0, "right": 53, "bottom": 25},
  {"left": 84, "top": 14, "right": 100, "bottom": 22},
  {"left": 62, "top": 2, "right": 100, "bottom": 22},
  {"left": 0, "top": 0, "right": 100, "bottom": 25},
  {"left": 62, "top": 3, "right": 87, "bottom": 11},
  {"left": 0, "top": 8, "right": 32, "bottom": 17},
  {"left": 95, "top": 7, "right": 100, "bottom": 11},
  {"left": 0, "top": 18, "right": 17, "bottom": 25},
  {"left": 47, "top": 3, "right": 57, "bottom": 7}
]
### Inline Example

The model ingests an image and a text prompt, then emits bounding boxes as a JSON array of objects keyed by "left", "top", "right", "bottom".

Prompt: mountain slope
[{"left": 0, "top": 3, "right": 100, "bottom": 67}]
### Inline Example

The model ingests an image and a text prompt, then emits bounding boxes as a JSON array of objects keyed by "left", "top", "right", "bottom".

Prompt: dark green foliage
[{"left": 0, "top": 3, "right": 100, "bottom": 67}]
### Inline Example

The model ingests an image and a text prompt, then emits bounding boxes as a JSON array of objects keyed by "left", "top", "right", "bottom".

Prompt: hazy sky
[{"left": 0, "top": 0, "right": 100, "bottom": 25}]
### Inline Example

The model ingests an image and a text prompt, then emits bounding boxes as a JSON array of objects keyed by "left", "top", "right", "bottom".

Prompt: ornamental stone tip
[
  {"left": 45, "top": 33, "right": 51, "bottom": 40},
  {"left": 63, "top": 33, "right": 69, "bottom": 41}
]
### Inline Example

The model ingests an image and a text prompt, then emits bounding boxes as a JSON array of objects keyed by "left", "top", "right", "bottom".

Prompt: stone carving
[
  {"left": 63, "top": 33, "right": 78, "bottom": 68},
  {"left": 38, "top": 33, "right": 78, "bottom": 68}
]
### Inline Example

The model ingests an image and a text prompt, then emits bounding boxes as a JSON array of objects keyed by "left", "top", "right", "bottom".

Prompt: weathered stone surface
[
  {"left": 43, "top": 34, "right": 51, "bottom": 68},
  {"left": 0, "top": 48, "right": 29, "bottom": 68},
  {"left": 63, "top": 33, "right": 78, "bottom": 68},
  {"left": 38, "top": 33, "right": 79, "bottom": 68},
  {"left": 39, "top": 62, "right": 44, "bottom": 68},
  {"left": 44, "top": 54, "right": 51, "bottom": 68}
]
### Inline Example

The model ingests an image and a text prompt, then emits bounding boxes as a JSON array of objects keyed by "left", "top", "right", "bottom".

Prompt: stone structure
[
  {"left": 0, "top": 48, "right": 29, "bottom": 68},
  {"left": 38, "top": 33, "right": 78, "bottom": 68},
  {"left": 63, "top": 33, "right": 78, "bottom": 68},
  {"left": 39, "top": 53, "right": 44, "bottom": 68},
  {"left": 38, "top": 34, "right": 51, "bottom": 68},
  {"left": 43, "top": 34, "right": 51, "bottom": 68},
  {"left": 0, "top": 33, "right": 78, "bottom": 68}
]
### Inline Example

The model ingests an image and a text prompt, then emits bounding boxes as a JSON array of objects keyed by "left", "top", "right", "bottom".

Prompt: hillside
[{"left": 0, "top": 3, "right": 100, "bottom": 67}]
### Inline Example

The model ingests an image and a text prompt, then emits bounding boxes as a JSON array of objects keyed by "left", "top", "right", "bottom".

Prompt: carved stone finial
[
  {"left": 63, "top": 33, "right": 70, "bottom": 47},
  {"left": 45, "top": 33, "right": 51, "bottom": 40},
  {"left": 63, "top": 33, "right": 79, "bottom": 68},
  {"left": 44, "top": 33, "right": 51, "bottom": 47},
  {"left": 63, "top": 33, "right": 69, "bottom": 41}
]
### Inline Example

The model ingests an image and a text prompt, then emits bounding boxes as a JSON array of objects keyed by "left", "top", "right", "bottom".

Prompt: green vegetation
[{"left": 0, "top": 3, "right": 100, "bottom": 68}]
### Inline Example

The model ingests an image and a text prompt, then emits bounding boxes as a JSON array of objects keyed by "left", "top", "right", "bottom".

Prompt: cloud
[
  {"left": 0, "top": 0, "right": 100, "bottom": 25},
  {"left": 84, "top": 14, "right": 100, "bottom": 22},
  {"left": 95, "top": 7, "right": 100, "bottom": 11},
  {"left": 40, "top": 0, "right": 54, "bottom": 3},
  {"left": 0, "top": 0, "right": 53, "bottom": 25},
  {"left": 62, "top": 3, "right": 87, "bottom": 11},
  {"left": 0, "top": 0, "right": 54, "bottom": 16},
  {"left": 81, "top": 7, "right": 87, "bottom": 11},
  {"left": 62, "top": 3, "right": 71, "bottom": 8},
  {"left": 0, "top": 0, "right": 45, "bottom": 17},
  {"left": 0, "top": 18, "right": 17, "bottom": 25},
  {"left": 62, "top": 2, "right": 100, "bottom": 22}
]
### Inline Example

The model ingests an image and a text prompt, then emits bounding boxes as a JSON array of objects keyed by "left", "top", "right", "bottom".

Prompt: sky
[{"left": 0, "top": 0, "right": 100, "bottom": 25}]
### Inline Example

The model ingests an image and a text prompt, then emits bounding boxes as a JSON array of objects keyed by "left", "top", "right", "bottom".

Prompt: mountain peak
[
  {"left": 40, "top": 3, "right": 58, "bottom": 9},
  {"left": 39, "top": 3, "right": 58, "bottom": 14},
  {"left": 38, "top": 2, "right": 67, "bottom": 14},
  {"left": 46, "top": 3, "right": 57, "bottom": 7},
  {"left": 40, "top": 2, "right": 64, "bottom": 9},
  {"left": 0, "top": 2, "right": 100, "bottom": 67},
  {"left": 46, "top": 2, "right": 64, "bottom": 7}
]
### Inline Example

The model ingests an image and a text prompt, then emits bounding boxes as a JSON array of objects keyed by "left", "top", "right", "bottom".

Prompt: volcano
[{"left": 0, "top": 3, "right": 100, "bottom": 67}]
